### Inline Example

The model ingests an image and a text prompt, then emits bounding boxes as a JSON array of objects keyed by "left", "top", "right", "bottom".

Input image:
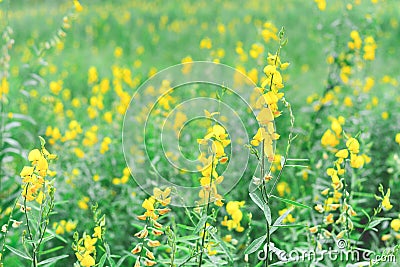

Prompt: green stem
[
  {"left": 198, "top": 154, "right": 215, "bottom": 266},
  {"left": 0, "top": 195, "right": 20, "bottom": 266},
  {"left": 23, "top": 184, "right": 37, "bottom": 267}
]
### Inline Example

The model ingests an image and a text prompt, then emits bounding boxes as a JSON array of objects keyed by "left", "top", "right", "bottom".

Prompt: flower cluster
[
  {"left": 221, "top": 201, "right": 245, "bottom": 232},
  {"left": 251, "top": 51, "right": 288, "bottom": 162},
  {"left": 312, "top": 132, "right": 372, "bottom": 247},
  {"left": 53, "top": 219, "right": 77, "bottom": 235},
  {"left": 132, "top": 187, "right": 171, "bottom": 266},
  {"left": 321, "top": 116, "right": 345, "bottom": 148},
  {"left": 72, "top": 209, "right": 105, "bottom": 267},
  {"left": 19, "top": 139, "right": 57, "bottom": 203},
  {"left": 197, "top": 122, "right": 231, "bottom": 206},
  {"left": 363, "top": 36, "right": 377, "bottom": 61}
]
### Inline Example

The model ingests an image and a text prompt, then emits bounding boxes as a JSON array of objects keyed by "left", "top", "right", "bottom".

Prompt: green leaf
[
  {"left": 263, "top": 205, "right": 272, "bottom": 225},
  {"left": 176, "top": 224, "right": 195, "bottom": 231},
  {"left": 270, "top": 195, "right": 311, "bottom": 209},
  {"left": 39, "top": 136, "right": 46, "bottom": 147},
  {"left": 193, "top": 214, "right": 208, "bottom": 234},
  {"left": 255, "top": 261, "right": 264, "bottom": 267},
  {"left": 367, "top": 218, "right": 391, "bottom": 230},
  {"left": 5, "top": 245, "right": 32, "bottom": 260},
  {"left": 208, "top": 228, "right": 233, "bottom": 263},
  {"left": 37, "top": 254, "right": 69, "bottom": 265},
  {"left": 249, "top": 192, "right": 271, "bottom": 224},
  {"left": 98, "top": 254, "right": 107, "bottom": 267},
  {"left": 361, "top": 209, "right": 371, "bottom": 221},
  {"left": 270, "top": 208, "right": 293, "bottom": 235},
  {"left": 39, "top": 234, "right": 55, "bottom": 245},
  {"left": 45, "top": 229, "right": 67, "bottom": 243},
  {"left": 244, "top": 235, "right": 267, "bottom": 255},
  {"left": 115, "top": 253, "right": 132, "bottom": 267},
  {"left": 272, "top": 224, "right": 306, "bottom": 229},
  {"left": 249, "top": 192, "right": 264, "bottom": 211},
  {"left": 38, "top": 246, "right": 64, "bottom": 255},
  {"left": 176, "top": 235, "right": 201, "bottom": 242}
]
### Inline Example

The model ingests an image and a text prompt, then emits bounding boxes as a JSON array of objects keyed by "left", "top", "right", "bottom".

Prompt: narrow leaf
[
  {"left": 193, "top": 214, "right": 208, "bottom": 234},
  {"left": 37, "top": 254, "right": 69, "bottom": 265},
  {"left": 270, "top": 208, "right": 293, "bottom": 235},
  {"left": 270, "top": 195, "right": 311, "bottom": 209},
  {"left": 208, "top": 228, "right": 233, "bottom": 263},
  {"left": 176, "top": 235, "right": 201, "bottom": 242},
  {"left": 244, "top": 235, "right": 267, "bottom": 255},
  {"left": 249, "top": 192, "right": 264, "bottom": 211},
  {"left": 98, "top": 254, "right": 107, "bottom": 267},
  {"left": 38, "top": 246, "right": 64, "bottom": 255},
  {"left": 5, "top": 245, "right": 32, "bottom": 260}
]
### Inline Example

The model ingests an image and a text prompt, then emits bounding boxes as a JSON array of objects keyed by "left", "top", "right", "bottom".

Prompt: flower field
[{"left": 0, "top": 0, "right": 399, "bottom": 266}]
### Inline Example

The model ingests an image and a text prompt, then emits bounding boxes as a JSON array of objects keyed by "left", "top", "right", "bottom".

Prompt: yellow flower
[
  {"left": 314, "top": 0, "right": 326, "bottom": 11},
  {"left": 28, "top": 149, "right": 42, "bottom": 164},
  {"left": 324, "top": 214, "right": 334, "bottom": 224},
  {"left": 20, "top": 166, "right": 34, "bottom": 181},
  {"left": 321, "top": 129, "right": 339, "bottom": 147},
  {"left": 277, "top": 182, "right": 290, "bottom": 197},
  {"left": 144, "top": 258, "right": 157, "bottom": 266},
  {"left": 131, "top": 244, "right": 142, "bottom": 254},
  {"left": 251, "top": 127, "right": 267, "bottom": 147},
  {"left": 142, "top": 197, "right": 158, "bottom": 219},
  {"left": 134, "top": 227, "right": 149, "bottom": 239},
  {"left": 321, "top": 188, "right": 329, "bottom": 196},
  {"left": 114, "top": 47, "right": 123, "bottom": 58},
  {"left": 315, "top": 204, "right": 324, "bottom": 213},
  {"left": 65, "top": 221, "right": 77, "bottom": 232},
  {"left": 147, "top": 240, "right": 161, "bottom": 247},
  {"left": 390, "top": 219, "right": 400, "bottom": 232},
  {"left": 330, "top": 118, "right": 342, "bottom": 136},
  {"left": 396, "top": 133, "right": 400, "bottom": 145},
  {"left": 257, "top": 105, "right": 274, "bottom": 123},
  {"left": 278, "top": 208, "right": 296, "bottom": 223},
  {"left": 74, "top": 148, "right": 85, "bottom": 158},
  {"left": 78, "top": 197, "right": 89, "bottom": 210},
  {"left": 350, "top": 153, "right": 364, "bottom": 169},
  {"left": 382, "top": 189, "right": 393, "bottom": 211},
  {"left": 335, "top": 149, "right": 349, "bottom": 159},
  {"left": 146, "top": 249, "right": 155, "bottom": 260},
  {"left": 363, "top": 36, "right": 377, "bottom": 61},
  {"left": 381, "top": 234, "right": 391, "bottom": 242},
  {"left": 93, "top": 226, "right": 102, "bottom": 238},
  {"left": 309, "top": 226, "right": 318, "bottom": 233},
  {"left": 200, "top": 37, "right": 212, "bottom": 49},
  {"left": 54, "top": 223, "right": 64, "bottom": 235},
  {"left": 74, "top": 0, "right": 83, "bottom": 12},
  {"left": 346, "top": 138, "right": 360, "bottom": 154},
  {"left": 343, "top": 96, "right": 353, "bottom": 107},
  {"left": 83, "top": 235, "right": 97, "bottom": 252},
  {"left": 75, "top": 252, "right": 95, "bottom": 267},
  {"left": 36, "top": 156, "right": 48, "bottom": 177}
]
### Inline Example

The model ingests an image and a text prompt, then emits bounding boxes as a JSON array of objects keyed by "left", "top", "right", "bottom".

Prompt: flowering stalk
[
  {"left": 195, "top": 88, "right": 230, "bottom": 266},
  {"left": 132, "top": 187, "right": 171, "bottom": 266},
  {"left": 0, "top": 137, "right": 57, "bottom": 267},
  {"left": 249, "top": 27, "right": 290, "bottom": 267}
]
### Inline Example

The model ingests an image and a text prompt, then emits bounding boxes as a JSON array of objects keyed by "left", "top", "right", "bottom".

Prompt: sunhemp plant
[
  {"left": 244, "top": 27, "right": 311, "bottom": 266},
  {"left": 0, "top": 137, "right": 64, "bottom": 267}
]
